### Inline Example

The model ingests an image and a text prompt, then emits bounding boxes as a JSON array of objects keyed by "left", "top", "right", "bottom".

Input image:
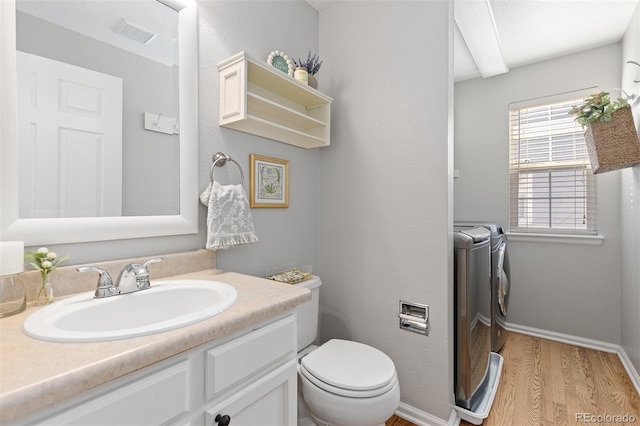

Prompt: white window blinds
[{"left": 509, "top": 98, "right": 597, "bottom": 235}]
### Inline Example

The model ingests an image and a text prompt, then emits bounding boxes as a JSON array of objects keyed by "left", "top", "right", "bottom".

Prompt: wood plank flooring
[{"left": 385, "top": 331, "right": 640, "bottom": 426}]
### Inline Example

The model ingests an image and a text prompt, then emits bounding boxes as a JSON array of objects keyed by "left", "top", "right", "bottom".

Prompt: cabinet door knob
[{"left": 215, "top": 414, "right": 231, "bottom": 426}]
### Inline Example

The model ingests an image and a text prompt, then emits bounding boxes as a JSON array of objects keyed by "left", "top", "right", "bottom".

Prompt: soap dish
[{"left": 266, "top": 265, "right": 312, "bottom": 284}]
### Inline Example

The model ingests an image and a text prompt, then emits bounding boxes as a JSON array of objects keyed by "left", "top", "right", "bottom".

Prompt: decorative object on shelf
[
  {"left": 204, "top": 152, "right": 258, "bottom": 250},
  {"left": 294, "top": 52, "right": 322, "bottom": 89},
  {"left": 24, "top": 247, "right": 69, "bottom": 305},
  {"left": 569, "top": 91, "right": 640, "bottom": 174},
  {"left": 267, "top": 267, "right": 312, "bottom": 284},
  {"left": 294, "top": 66, "right": 309, "bottom": 85},
  {"left": 218, "top": 51, "right": 332, "bottom": 148},
  {"left": 267, "top": 50, "right": 294, "bottom": 76},
  {"left": 0, "top": 241, "right": 27, "bottom": 317},
  {"left": 249, "top": 154, "right": 289, "bottom": 208}
]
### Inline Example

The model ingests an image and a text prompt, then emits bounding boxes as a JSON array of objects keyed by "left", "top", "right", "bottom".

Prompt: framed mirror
[{"left": 0, "top": 0, "right": 198, "bottom": 245}]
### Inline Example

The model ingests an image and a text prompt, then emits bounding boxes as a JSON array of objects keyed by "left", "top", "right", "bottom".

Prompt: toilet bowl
[
  {"left": 294, "top": 277, "right": 400, "bottom": 426},
  {"left": 298, "top": 339, "right": 400, "bottom": 426}
]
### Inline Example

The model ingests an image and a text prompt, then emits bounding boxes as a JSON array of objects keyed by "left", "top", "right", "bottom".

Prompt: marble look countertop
[{"left": 0, "top": 269, "right": 310, "bottom": 424}]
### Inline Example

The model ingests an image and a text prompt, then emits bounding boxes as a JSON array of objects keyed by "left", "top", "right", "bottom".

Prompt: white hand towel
[
  {"left": 205, "top": 181, "right": 258, "bottom": 250},
  {"left": 200, "top": 182, "right": 212, "bottom": 206}
]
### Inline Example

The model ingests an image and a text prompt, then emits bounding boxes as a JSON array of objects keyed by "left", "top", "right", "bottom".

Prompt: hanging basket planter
[
  {"left": 584, "top": 107, "right": 640, "bottom": 174},
  {"left": 570, "top": 91, "right": 640, "bottom": 174}
]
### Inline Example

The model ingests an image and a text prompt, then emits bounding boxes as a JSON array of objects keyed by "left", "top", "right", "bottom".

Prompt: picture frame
[
  {"left": 267, "top": 50, "right": 294, "bottom": 76},
  {"left": 249, "top": 154, "right": 289, "bottom": 208}
]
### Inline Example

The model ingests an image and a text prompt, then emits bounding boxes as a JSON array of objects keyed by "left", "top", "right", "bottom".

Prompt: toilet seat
[{"left": 299, "top": 339, "right": 397, "bottom": 398}]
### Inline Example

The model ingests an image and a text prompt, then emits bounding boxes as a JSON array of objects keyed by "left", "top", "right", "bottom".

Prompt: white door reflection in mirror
[{"left": 17, "top": 52, "right": 123, "bottom": 218}]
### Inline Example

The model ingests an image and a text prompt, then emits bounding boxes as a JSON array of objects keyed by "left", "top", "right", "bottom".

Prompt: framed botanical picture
[{"left": 249, "top": 154, "right": 289, "bottom": 208}]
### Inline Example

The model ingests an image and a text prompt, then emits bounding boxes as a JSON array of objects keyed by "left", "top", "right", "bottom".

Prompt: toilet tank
[{"left": 293, "top": 276, "right": 322, "bottom": 351}]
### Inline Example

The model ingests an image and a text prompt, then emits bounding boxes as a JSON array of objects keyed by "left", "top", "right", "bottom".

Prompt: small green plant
[
  {"left": 569, "top": 91, "right": 630, "bottom": 126},
  {"left": 25, "top": 247, "right": 69, "bottom": 301},
  {"left": 294, "top": 52, "right": 322, "bottom": 75},
  {"left": 24, "top": 247, "right": 69, "bottom": 281}
]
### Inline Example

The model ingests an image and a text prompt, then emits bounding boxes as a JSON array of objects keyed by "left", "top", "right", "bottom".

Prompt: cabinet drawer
[
  {"left": 205, "top": 315, "right": 295, "bottom": 400},
  {"left": 40, "top": 360, "right": 190, "bottom": 425}
]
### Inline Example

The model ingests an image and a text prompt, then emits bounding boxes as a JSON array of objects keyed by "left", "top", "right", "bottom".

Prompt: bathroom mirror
[{"left": 0, "top": 0, "right": 198, "bottom": 245}]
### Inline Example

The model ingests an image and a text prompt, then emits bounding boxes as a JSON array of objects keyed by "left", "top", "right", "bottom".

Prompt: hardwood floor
[{"left": 386, "top": 331, "right": 640, "bottom": 426}]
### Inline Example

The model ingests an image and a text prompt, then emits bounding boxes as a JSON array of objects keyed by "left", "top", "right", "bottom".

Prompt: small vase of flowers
[
  {"left": 294, "top": 52, "right": 322, "bottom": 89},
  {"left": 25, "top": 247, "right": 69, "bottom": 305}
]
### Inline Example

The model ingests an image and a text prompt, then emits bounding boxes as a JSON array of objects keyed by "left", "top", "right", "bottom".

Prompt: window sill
[{"left": 505, "top": 232, "right": 604, "bottom": 246}]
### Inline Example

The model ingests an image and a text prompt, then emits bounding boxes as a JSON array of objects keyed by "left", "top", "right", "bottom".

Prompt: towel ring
[{"left": 210, "top": 152, "right": 244, "bottom": 185}]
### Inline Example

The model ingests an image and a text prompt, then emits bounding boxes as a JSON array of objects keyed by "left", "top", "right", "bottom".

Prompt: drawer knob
[{"left": 215, "top": 414, "right": 231, "bottom": 425}]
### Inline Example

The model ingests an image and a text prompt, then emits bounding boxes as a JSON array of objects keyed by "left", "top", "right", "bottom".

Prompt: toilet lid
[{"left": 300, "top": 339, "right": 396, "bottom": 392}]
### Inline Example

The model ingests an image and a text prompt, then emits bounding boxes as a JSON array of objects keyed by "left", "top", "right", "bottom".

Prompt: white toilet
[{"left": 294, "top": 276, "right": 400, "bottom": 426}]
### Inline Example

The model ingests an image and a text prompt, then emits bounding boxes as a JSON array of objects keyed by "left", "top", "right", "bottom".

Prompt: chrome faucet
[
  {"left": 115, "top": 258, "right": 163, "bottom": 294},
  {"left": 76, "top": 266, "right": 118, "bottom": 298},
  {"left": 77, "top": 257, "right": 163, "bottom": 298}
]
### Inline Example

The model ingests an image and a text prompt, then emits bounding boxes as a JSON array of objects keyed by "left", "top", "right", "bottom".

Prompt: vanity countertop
[{"left": 0, "top": 269, "right": 310, "bottom": 424}]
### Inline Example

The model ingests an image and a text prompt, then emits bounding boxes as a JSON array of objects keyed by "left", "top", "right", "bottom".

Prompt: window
[{"left": 509, "top": 98, "right": 597, "bottom": 235}]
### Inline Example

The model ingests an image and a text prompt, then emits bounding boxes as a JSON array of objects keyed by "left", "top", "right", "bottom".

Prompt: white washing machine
[{"left": 455, "top": 222, "right": 510, "bottom": 352}]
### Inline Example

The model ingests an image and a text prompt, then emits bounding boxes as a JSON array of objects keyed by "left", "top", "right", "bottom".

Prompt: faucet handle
[
  {"left": 143, "top": 257, "right": 163, "bottom": 269},
  {"left": 76, "top": 266, "right": 118, "bottom": 298},
  {"left": 135, "top": 257, "right": 163, "bottom": 290}
]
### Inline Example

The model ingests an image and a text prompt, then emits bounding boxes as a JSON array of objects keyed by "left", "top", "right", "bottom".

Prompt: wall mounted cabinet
[{"left": 218, "top": 51, "right": 332, "bottom": 149}]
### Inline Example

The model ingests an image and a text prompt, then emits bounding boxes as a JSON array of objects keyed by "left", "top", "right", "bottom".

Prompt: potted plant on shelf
[
  {"left": 294, "top": 52, "right": 322, "bottom": 89},
  {"left": 569, "top": 91, "right": 640, "bottom": 174}
]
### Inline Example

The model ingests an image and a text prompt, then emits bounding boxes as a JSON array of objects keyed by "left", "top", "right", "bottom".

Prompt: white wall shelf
[{"left": 218, "top": 51, "right": 332, "bottom": 149}]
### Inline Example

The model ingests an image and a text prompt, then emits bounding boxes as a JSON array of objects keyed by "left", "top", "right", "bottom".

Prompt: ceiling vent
[{"left": 114, "top": 19, "right": 157, "bottom": 45}]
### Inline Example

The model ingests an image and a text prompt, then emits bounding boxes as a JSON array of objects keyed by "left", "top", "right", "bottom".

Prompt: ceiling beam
[{"left": 454, "top": 0, "right": 508, "bottom": 78}]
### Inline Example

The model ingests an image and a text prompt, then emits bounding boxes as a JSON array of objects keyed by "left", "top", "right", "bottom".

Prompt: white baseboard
[
  {"left": 617, "top": 346, "right": 640, "bottom": 396},
  {"left": 395, "top": 323, "right": 640, "bottom": 426},
  {"left": 503, "top": 321, "right": 620, "bottom": 353},
  {"left": 504, "top": 321, "right": 640, "bottom": 395}
]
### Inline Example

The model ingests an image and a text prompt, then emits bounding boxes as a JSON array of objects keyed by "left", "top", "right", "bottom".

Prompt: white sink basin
[{"left": 23, "top": 280, "right": 238, "bottom": 342}]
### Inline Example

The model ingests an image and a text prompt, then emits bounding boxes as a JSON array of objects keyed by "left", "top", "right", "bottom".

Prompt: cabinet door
[
  {"left": 205, "top": 360, "right": 296, "bottom": 426},
  {"left": 219, "top": 59, "right": 246, "bottom": 125}
]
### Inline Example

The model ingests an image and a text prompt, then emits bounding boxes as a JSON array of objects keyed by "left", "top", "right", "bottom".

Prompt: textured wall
[
  {"left": 317, "top": 1, "right": 454, "bottom": 421},
  {"left": 199, "top": 0, "right": 322, "bottom": 278},
  {"left": 455, "top": 44, "right": 623, "bottom": 343},
  {"left": 620, "top": 1, "right": 640, "bottom": 375}
]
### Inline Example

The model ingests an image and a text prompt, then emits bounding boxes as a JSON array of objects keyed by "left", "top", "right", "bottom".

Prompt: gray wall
[
  {"left": 621, "top": 2, "right": 640, "bottom": 375},
  {"left": 17, "top": 11, "right": 180, "bottom": 217},
  {"left": 454, "top": 44, "right": 624, "bottom": 343},
  {"left": 198, "top": 0, "right": 321, "bottom": 278},
  {"left": 317, "top": 1, "right": 455, "bottom": 421}
]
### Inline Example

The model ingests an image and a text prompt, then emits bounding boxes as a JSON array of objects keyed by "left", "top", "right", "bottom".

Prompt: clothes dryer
[{"left": 455, "top": 222, "right": 510, "bottom": 352}]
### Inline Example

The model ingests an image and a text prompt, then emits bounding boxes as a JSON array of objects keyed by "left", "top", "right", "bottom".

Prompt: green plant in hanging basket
[
  {"left": 569, "top": 91, "right": 640, "bottom": 174},
  {"left": 568, "top": 91, "right": 630, "bottom": 126}
]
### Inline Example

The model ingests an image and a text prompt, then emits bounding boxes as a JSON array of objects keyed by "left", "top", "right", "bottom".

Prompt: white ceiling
[
  {"left": 306, "top": 0, "right": 640, "bottom": 82},
  {"left": 17, "top": 0, "right": 179, "bottom": 66}
]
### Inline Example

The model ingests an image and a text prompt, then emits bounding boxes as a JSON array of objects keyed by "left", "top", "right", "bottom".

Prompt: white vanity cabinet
[
  {"left": 25, "top": 314, "right": 297, "bottom": 426},
  {"left": 203, "top": 315, "right": 297, "bottom": 425},
  {"left": 218, "top": 51, "right": 332, "bottom": 149}
]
